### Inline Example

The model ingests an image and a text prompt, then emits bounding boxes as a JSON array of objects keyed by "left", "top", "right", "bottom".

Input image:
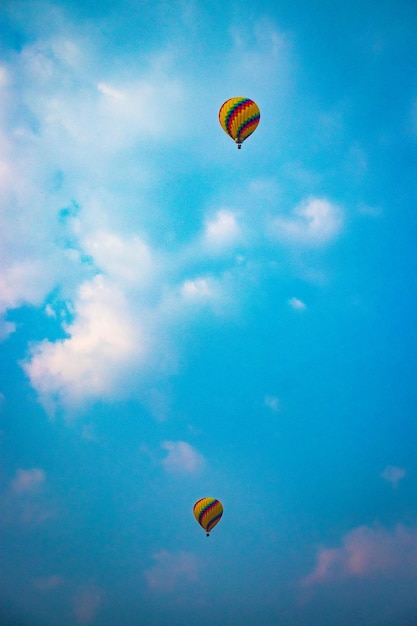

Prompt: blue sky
[{"left": 1, "top": 0, "right": 417, "bottom": 624}]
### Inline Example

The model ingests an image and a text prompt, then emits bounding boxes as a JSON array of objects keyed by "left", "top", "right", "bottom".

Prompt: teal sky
[{"left": 1, "top": 1, "right": 417, "bottom": 624}]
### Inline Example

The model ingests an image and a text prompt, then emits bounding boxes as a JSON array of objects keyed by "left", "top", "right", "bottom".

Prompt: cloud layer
[{"left": 1, "top": 6, "right": 345, "bottom": 415}]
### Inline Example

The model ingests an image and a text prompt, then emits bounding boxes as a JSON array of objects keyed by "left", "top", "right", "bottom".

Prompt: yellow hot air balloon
[
  {"left": 193, "top": 498, "right": 223, "bottom": 536},
  {"left": 219, "top": 97, "right": 260, "bottom": 149}
]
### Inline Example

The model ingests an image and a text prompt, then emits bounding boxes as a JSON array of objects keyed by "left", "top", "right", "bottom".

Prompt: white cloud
[
  {"left": 270, "top": 198, "right": 343, "bottom": 246},
  {"left": 288, "top": 297, "right": 306, "bottom": 310},
  {"left": 21, "top": 229, "right": 244, "bottom": 412},
  {"left": 0, "top": 9, "right": 331, "bottom": 417},
  {"left": 0, "top": 65, "right": 8, "bottom": 88},
  {"left": 2, "top": 20, "right": 250, "bottom": 413},
  {"left": 23, "top": 274, "right": 147, "bottom": 412},
  {"left": 145, "top": 550, "right": 199, "bottom": 592},
  {"left": 161, "top": 441, "right": 205, "bottom": 473},
  {"left": 15, "top": 36, "right": 185, "bottom": 155},
  {"left": 203, "top": 210, "right": 242, "bottom": 252},
  {"left": 0, "top": 260, "right": 55, "bottom": 313},
  {"left": 0, "top": 318, "right": 16, "bottom": 339},
  {"left": 0, "top": 18, "right": 188, "bottom": 333},
  {"left": 95, "top": 78, "right": 185, "bottom": 146},
  {"left": 0, "top": 65, "right": 85, "bottom": 323},
  {"left": 302, "top": 523, "right": 417, "bottom": 586},
  {"left": 180, "top": 277, "right": 214, "bottom": 301},
  {"left": 97, "top": 82, "right": 124, "bottom": 100},
  {"left": 381, "top": 465, "right": 406, "bottom": 488},
  {"left": 80, "top": 230, "right": 155, "bottom": 287},
  {"left": 177, "top": 270, "right": 242, "bottom": 318},
  {"left": 179, "top": 275, "right": 227, "bottom": 313}
]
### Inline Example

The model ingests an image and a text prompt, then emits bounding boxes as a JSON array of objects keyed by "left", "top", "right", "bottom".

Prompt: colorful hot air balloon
[
  {"left": 193, "top": 498, "right": 223, "bottom": 536},
  {"left": 219, "top": 97, "right": 260, "bottom": 149}
]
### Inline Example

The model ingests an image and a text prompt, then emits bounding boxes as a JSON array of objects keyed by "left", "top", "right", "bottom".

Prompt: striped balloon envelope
[
  {"left": 218, "top": 97, "right": 260, "bottom": 149},
  {"left": 193, "top": 497, "right": 223, "bottom": 536}
]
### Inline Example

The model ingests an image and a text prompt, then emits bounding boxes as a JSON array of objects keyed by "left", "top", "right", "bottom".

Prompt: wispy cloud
[
  {"left": 178, "top": 270, "right": 242, "bottom": 318},
  {"left": 161, "top": 441, "right": 205, "bottom": 474},
  {"left": 33, "top": 575, "right": 64, "bottom": 592},
  {"left": 145, "top": 550, "right": 199, "bottom": 592},
  {"left": 381, "top": 465, "right": 406, "bottom": 488},
  {"left": 0, "top": 11, "right": 185, "bottom": 331},
  {"left": 0, "top": 319, "right": 15, "bottom": 339},
  {"left": 6, "top": 468, "right": 55, "bottom": 525},
  {"left": 72, "top": 586, "right": 102, "bottom": 624},
  {"left": 229, "top": 18, "right": 289, "bottom": 93},
  {"left": 180, "top": 277, "right": 215, "bottom": 301},
  {"left": 270, "top": 198, "right": 343, "bottom": 246},
  {"left": 288, "top": 297, "right": 306, "bottom": 310},
  {"left": 203, "top": 210, "right": 243, "bottom": 253},
  {"left": 80, "top": 230, "right": 156, "bottom": 287},
  {"left": 11, "top": 468, "right": 46, "bottom": 494},
  {"left": 264, "top": 395, "right": 280, "bottom": 412}
]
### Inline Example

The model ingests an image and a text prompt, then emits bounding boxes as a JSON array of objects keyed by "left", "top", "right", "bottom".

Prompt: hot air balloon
[
  {"left": 193, "top": 497, "right": 223, "bottom": 536},
  {"left": 219, "top": 97, "right": 260, "bottom": 149}
]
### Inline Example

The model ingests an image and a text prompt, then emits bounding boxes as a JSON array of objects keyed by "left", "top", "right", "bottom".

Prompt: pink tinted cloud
[
  {"left": 302, "top": 523, "right": 417, "bottom": 586},
  {"left": 11, "top": 468, "right": 45, "bottom": 494},
  {"left": 7, "top": 468, "right": 56, "bottom": 525},
  {"left": 33, "top": 575, "right": 64, "bottom": 592},
  {"left": 72, "top": 587, "right": 102, "bottom": 624}
]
